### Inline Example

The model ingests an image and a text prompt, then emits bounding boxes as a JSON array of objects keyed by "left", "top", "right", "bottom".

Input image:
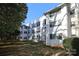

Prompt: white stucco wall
[{"left": 19, "top": 3, "right": 79, "bottom": 47}]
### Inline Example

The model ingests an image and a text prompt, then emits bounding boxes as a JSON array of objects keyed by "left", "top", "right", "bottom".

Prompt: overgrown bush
[
  {"left": 63, "top": 37, "right": 79, "bottom": 55},
  {"left": 63, "top": 38, "right": 72, "bottom": 49},
  {"left": 71, "top": 37, "right": 79, "bottom": 55}
]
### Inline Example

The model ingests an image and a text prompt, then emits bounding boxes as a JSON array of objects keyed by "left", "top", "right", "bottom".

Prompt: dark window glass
[
  {"left": 50, "top": 21, "right": 56, "bottom": 27},
  {"left": 57, "top": 35, "right": 62, "bottom": 39},
  {"left": 43, "top": 19, "right": 46, "bottom": 25},
  {"left": 70, "top": 9, "right": 75, "bottom": 15},
  {"left": 37, "top": 35, "right": 40, "bottom": 39},
  {"left": 50, "top": 22, "right": 53, "bottom": 27},
  {"left": 24, "top": 37, "right": 27, "bottom": 39},
  {"left": 25, "top": 26, "right": 30, "bottom": 29},
  {"left": 24, "top": 31, "right": 27, "bottom": 33},
  {"left": 37, "top": 30, "right": 40, "bottom": 33},
  {"left": 50, "top": 34, "right": 53, "bottom": 39},
  {"left": 24, "top": 26, "right": 27, "bottom": 29},
  {"left": 32, "top": 30, "right": 35, "bottom": 33},
  {"left": 28, "top": 30, "right": 30, "bottom": 33},
  {"left": 71, "top": 21, "right": 75, "bottom": 26},
  {"left": 32, "top": 23, "right": 35, "bottom": 28},
  {"left": 50, "top": 34, "right": 55, "bottom": 39},
  {"left": 37, "top": 22, "right": 40, "bottom": 27},
  {"left": 49, "top": 14, "right": 53, "bottom": 17},
  {"left": 32, "top": 35, "right": 35, "bottom": 39}
]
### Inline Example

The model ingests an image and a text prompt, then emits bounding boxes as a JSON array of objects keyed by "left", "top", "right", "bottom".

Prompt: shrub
[
  {"left": 63, "top": 38, "right": 72, "bottom": 49},
  {"left": 63, "top": 37, "right": 79, "bottom": 55},
  {"left": 71, "top": 37, "right": 79, "bottom": 55}
]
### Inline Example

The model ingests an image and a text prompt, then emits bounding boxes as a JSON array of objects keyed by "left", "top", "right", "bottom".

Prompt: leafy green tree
[{"left": 0, "top": 3, "right": 28, "bottom": 40}]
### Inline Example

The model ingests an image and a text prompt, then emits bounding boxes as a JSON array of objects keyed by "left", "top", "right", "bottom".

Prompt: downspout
[{"left": 66, "top": 3, "right": 72, "bottom": 38}]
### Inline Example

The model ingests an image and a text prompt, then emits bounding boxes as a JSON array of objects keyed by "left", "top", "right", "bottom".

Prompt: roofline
[{"left": 44, "top": 3, "right": 66, "bottom": 15}]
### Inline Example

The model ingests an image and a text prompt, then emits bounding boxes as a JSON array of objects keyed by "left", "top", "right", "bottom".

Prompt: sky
[{"left": 24, "top": 3, "right": 59, "bottom": 24}]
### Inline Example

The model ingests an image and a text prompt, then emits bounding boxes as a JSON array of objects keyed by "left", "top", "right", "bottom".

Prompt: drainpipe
[{"left": 66, "top": 3, "right": 72, "bottom": 38}]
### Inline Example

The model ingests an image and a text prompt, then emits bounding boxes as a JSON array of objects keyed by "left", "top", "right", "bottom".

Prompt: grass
[{"left": 0, "top": 40, "right": 65, "bottom": 56}]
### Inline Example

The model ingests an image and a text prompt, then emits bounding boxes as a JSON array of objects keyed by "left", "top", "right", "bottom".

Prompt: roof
[{"left": 44, "top": 3, "right": 66, "bottom": 15}]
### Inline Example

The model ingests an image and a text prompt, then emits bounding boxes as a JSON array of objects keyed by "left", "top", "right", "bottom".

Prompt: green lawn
[{"left": 0, "top": 40, "right": 65, "bottom": 56}]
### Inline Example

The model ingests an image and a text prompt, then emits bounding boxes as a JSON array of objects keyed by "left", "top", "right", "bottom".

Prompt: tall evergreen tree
[{"left": 0, "top": 3, "right": 28, "bottom": 40}]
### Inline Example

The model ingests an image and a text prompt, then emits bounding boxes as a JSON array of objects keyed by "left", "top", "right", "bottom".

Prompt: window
[
  {"left": 28, "top": 30, "right": 30, "bottom": 33},
  {"left": 32, "top": 35, "right": 35, "bottom": 39},
  {"left": 24, "top": 37, "right": 27, "bottom": 39},
  {"left": 43, "top": 19, "right": 46, "bottom": 25},
  {"left": 71, "top": 21, "right": 75, "bottom": 27},
  {"left": 49, "top": 22, "right": 55, "bottom": 27},
  {"left": 24, "top": 31, "right": 27, "bottom": 34},
  {"left": 37, "top": 35, "right": 40, "bottom": 39},
  {"left": 25, "top": 26, "right": 30, "bottom": 29},
  {"left": 49, "top": 14, "right": 52, "bottom": 17},
  {"left": 49, "top": 14, "right": 54, "bottom": 18},
  {"left": 70, "top": 9, "right": 75, "bottom": 15},
  {"left": 32, "top": 30, "right": 35, "bottom": 33},
  {"left": 37, "top": 30, "right": 40, "bottom": 33},
  {"left": 32, "top": 23, "right": 36, "bottom": 28},
  {"left": 24, "top": 26, "right": 27, "bottom": 29},
  {"left": 57, "top": 35, "right": 62, "bottom": 39},
  {"left": 44, "top": 27, "right": 46, "bottom": 29},
  {"left": 37, "top": 22, "right": 40, "bottom": 27},
  {"left": 50, "top": 34, "right": 55, "bottom": 39},
  {"left": 50, "top": 22, "right": 53, "bottom": 27}
]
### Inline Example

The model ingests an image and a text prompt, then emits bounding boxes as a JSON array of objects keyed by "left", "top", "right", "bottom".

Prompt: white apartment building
[
  {"left": 28, "top": 14, "right": 64, "bottom": 46},
  {"left": 19, "top": 24, "right": 30, "bottom": 41},
  {"left": 29, "top": 18, "right": 45, "bottom": 42},
  {"left": 19, "top": 3, "right": 79, "bottom": 47},
  {"left": 44, "top": 3, "right": 79, "bottom": 46}
]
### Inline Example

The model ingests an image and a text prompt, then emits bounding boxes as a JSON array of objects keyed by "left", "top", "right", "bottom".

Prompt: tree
[{"left": 0, "top": 3, "right": 28, "bottom": 40}]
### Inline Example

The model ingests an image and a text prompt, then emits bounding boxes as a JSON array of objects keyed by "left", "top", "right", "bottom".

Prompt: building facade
[
  {"left": 19, "top": 24, "right": 30, "bottom": 41},
  {"left": 44, "top": 3, "right": 79, "bottom": 46},
  {"left": 19, "top": 3, "right": 79, "bottom": 47}
]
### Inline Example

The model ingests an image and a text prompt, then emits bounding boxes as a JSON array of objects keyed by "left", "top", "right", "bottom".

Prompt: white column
[{"left": 45, "top": 15, "right": 50, "bottom": 45}]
